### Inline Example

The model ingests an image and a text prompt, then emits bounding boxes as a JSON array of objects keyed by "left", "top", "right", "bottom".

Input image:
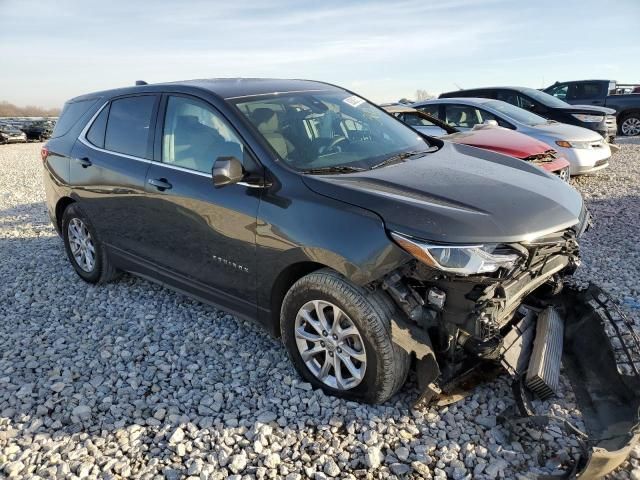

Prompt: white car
[{"left": 413, "top": 98, "right": 612, "bottom": 175}]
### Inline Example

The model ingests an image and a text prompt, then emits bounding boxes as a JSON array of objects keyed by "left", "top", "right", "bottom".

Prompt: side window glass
[
  {"left": 162, "top": 96, "right": 244, "bottom": 174},
  {"left": 415, "top": 104, "right": 440, "bottom": 119},
  {"left": 105, "top": 96, "right": 156, "bottom": 158},
  {"left": 444, "top": 105, "right": 481, "bottom": 128},
  {"left": 86, "top": 104, "right": 109, "bottom": 148},
  {"left": 476, "top": 109, "right": 499, "bottom": 124},
  {"left": 548, "top": 84, "right": 568, "bottom": 100},
  {"left": 401, "top": 113, "right": 434, "bottom": 127},
  {"left": 515, "top": 94, "right": 536, "bottom": 110},
  {"left": 496, "top": 91, "right": 519, "bottom": 106},
  {"left": 572, "top": 83, "right": 601, "bottom": 100}
]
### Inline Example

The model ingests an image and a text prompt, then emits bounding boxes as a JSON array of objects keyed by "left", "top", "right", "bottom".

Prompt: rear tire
[
  {"left": 61, "top": 203, "right": 119, "bottom": 284},
  {"left": 281, "top": 269, "right": 410, "bottom": 404},
  {"left": 620, "top": 113, "right": 640, "bottom": 136}
]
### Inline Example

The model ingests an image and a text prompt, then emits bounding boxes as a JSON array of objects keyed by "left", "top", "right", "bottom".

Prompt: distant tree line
[{"left": 0, "top": 100, "right": 60, "bottom": 117}]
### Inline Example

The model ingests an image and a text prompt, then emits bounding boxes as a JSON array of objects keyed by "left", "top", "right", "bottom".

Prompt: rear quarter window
[
  {"left": 86, "top": 104, "right": 110, "bottom": 148},
  {"left": 51, "top": 98, "right": 98, "bottom": 138}
]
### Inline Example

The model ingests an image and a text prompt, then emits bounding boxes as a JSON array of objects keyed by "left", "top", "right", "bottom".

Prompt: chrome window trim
[
  {"left": 78, "top": 95, "right": 266, "bottom": 184},
  {"left": 79, "top": 100, "right": 154, "bottom": 164},
  {"left": 78, "top": 99, "right": 212, "bottom": 179},
  {"left": 224, "top": 88, "right": 330, "bottom": 100}
]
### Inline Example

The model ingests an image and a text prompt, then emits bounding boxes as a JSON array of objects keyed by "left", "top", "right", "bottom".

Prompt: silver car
[{"left": 413, "top": 98, "right": 612, "bottom": 175}]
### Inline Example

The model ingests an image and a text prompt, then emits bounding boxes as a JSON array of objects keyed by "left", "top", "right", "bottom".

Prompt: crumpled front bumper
[{"left": 405, "top": 284, "right": 640, "bottom": 479}]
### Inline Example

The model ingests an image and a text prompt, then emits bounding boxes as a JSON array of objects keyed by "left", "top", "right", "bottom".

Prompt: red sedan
[{"left": 382, "top": 104, "right": 571, "bottom": 181}]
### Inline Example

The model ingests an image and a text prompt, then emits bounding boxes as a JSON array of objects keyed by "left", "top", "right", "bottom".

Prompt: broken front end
[{"left": 384, "top": 212, "right": 640, "bottom": 478}]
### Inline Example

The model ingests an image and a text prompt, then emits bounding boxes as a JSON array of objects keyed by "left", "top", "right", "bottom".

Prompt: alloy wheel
[
  {"left": 294, "top": 300, "right": 367, "bottom": 390},
  {"left": 621, "top": 117, "right": 640, "bottom": 136},
  {"left": 67, "top": 218, "right": 96, "bottom": 272}
]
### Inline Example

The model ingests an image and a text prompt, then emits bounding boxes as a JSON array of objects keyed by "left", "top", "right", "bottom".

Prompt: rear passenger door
[
  {"left": 139, "top": 94, "right": 261, "bottom": 315},
  {"left": 71, "top": 94, "right": 159, "bottom": 253}
]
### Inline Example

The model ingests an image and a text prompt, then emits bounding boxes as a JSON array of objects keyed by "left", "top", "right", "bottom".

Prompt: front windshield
[
  {"left": 485, "top": 100, "right": 548, "bottom": 126},
  {"left": 519, "top": 87, "right": 569, "bottom": 108},
  {"left": 233, "top": 90, "right": 430, "bottom": 172}
]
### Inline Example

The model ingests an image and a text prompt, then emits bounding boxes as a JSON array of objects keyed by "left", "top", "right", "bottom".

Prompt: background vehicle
[
  {"left": 0, "top": 123, "right": 27, "bottom": 144},
  {"left": 439, "top": 86, "right": 617, "bottom": 142},
  {"left": 414, "top": 98, "right": 611, "bottom": 175},
  {"left": 20, "top": 120, "right": 54, "bottom": 141},
  {"left": 382, "top": 104, "right": 571, "bottom": 181},
  {"left": 543, "top": 80, "right": 640, "bottom": 136},
  {"left": 42, "top": 79, "right": 638, "bottom": 478}
]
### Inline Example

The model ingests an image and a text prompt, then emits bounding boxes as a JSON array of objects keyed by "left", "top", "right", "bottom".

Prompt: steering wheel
[{"left": 319, "top": 136, "right": 347, "bottom": 155}]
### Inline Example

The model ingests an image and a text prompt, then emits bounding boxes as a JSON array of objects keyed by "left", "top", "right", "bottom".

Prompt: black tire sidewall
[
  {"left": 61, "top": 204, "right": 105, "bottom": 283},
  {"left": 281, "top": 274, "right": 397, "bottom": 403}
]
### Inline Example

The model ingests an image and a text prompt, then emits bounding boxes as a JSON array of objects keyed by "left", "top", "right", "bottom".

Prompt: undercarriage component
[{"left": 525, "top": 306, "right": 564, "bottom": 399}]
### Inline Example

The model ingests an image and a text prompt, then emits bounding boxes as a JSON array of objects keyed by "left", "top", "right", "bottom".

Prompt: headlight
[
  {"left": 571, "top": 114, "right": 603, "bottom": 123},
  {"left": 555, "top": 140, "right": 592, "bottom": 149},
  {"left": 391, "top": 232, "right": 520, "bottom": 275}
]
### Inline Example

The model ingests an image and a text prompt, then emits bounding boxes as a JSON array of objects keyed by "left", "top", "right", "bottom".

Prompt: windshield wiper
[
  {"left": 369, "top": 148, "right": 435, "bottom": 170},
  {"left": 301, "top": 165, "right": 366, "bottom": 175}
]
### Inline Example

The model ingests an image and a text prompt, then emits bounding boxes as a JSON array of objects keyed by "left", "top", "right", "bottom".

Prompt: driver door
[{"left": 138, "top": 94, "right": 261, "bottom": 316}]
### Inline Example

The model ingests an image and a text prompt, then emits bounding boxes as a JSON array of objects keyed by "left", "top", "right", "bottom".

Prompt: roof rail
[{"left": 135, "top": 80, "right": 148, "bottom": 86}]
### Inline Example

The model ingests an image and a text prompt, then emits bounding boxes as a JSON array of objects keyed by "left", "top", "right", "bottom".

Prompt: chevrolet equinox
[{"left": 43, "top": 80, "right": 637, "bottom": 430}]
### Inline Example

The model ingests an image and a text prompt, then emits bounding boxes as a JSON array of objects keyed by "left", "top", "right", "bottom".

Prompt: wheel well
[
  {"left": 619, "top": 109, "right": 640, "bottom": 120},
  {"left": 270, "top": 261, "right": 326, "bottom": 336},
  {"left": 55, "top": 197, "right": 75, "bottom": 233}
]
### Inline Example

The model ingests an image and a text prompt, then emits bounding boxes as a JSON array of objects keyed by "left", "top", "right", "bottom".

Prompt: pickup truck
[{"left": 544, "top": 80, "right": 640, "bottom": 136}]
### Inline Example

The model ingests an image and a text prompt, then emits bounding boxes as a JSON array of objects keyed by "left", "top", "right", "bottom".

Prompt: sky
[{"left": 1, "top": 0, "right": 639, "bottom": 108}]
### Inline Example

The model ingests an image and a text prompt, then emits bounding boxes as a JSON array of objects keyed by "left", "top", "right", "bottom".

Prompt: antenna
[
  {"left": 135, "top": 80, "right": 148, "bottom": 86},
  {"left": 453, "top": 82, "right": 463, "bottom": 90}
]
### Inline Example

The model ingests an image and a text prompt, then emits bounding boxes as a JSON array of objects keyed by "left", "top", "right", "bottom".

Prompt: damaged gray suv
[{"left": 44, "top": 79, "right": 639, "bottom": 478}]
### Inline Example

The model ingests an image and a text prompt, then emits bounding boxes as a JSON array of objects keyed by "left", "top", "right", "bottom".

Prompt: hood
[
  {"left": 441, "top": 127, "right": 553, "bottom": 159},
  {"left": 302, "top": 142, "right": 584, "bottom": 244},
  {"left": 530, "top": 121, "right": 604, "bottom": 141},
  {"left": 557, "top": 104, "right": 616, "bottom": 115}
]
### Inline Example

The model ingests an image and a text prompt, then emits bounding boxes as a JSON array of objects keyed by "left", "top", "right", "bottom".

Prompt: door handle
[
  {"left": 77, "top": 157, "right": 92, "bottom": 168},
  {"left": 148, "top": 178, "right": 172, "bottom": 191}
]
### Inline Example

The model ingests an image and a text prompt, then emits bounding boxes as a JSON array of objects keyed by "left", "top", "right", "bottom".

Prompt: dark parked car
[
  {"left": 0, "top": 123, "right": 27, "bottom": 144},
  {"left": 43, "top": 79, "right": 639, "bottom": 478},
  {"left": 543, "top": 80, "right": 640, "bottom": 136},
  {"left": 439, "top": 86, "right": 617, "bottom": 142},
  {"left": 20, "top": 120, "right": 54, "bottom": 141}
]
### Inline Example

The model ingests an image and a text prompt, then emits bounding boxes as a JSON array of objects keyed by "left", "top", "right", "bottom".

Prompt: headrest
[{"left": 253, "top": 108, "right": 279, "bottom": 134}]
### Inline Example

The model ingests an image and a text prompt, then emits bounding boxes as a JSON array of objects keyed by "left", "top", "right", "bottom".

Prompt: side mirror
[
  {"left": 212, "top": 156, "right": 244, "bottom": 187},
  {"left": 483, "top": 119, "right": 499, "bottom": 127}
]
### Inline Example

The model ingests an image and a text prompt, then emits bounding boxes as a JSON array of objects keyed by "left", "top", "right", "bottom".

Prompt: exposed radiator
[{"left": 525, "top": 307, "right": 564, "bottom": 399}]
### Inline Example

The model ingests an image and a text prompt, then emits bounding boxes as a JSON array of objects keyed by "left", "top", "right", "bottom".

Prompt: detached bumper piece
[
  {"left": 412, "top": 284, "right": 640, "bottom": 479},
  {"left": 560, "top": 285, "right": 640, "bottom": 478},
  {"left": 502, "top": 285, "right": 640, "bottom": 479}
]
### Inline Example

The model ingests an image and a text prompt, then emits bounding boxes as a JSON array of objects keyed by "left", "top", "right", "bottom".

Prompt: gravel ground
[{"left": 0, "top": 141, "right": 638, "bottom": 479}]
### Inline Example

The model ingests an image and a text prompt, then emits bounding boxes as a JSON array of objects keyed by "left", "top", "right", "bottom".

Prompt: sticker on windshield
[{"left": 343, "top": 95, "right": 366, "bottom": 108}]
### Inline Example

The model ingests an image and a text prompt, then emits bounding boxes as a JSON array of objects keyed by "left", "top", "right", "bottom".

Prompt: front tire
[
  {"left": 62, "top": 203, "right": 119, "bottom": 284},
  {"left": 281, "top": 269, "right": 410, "bottom": 404}
]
